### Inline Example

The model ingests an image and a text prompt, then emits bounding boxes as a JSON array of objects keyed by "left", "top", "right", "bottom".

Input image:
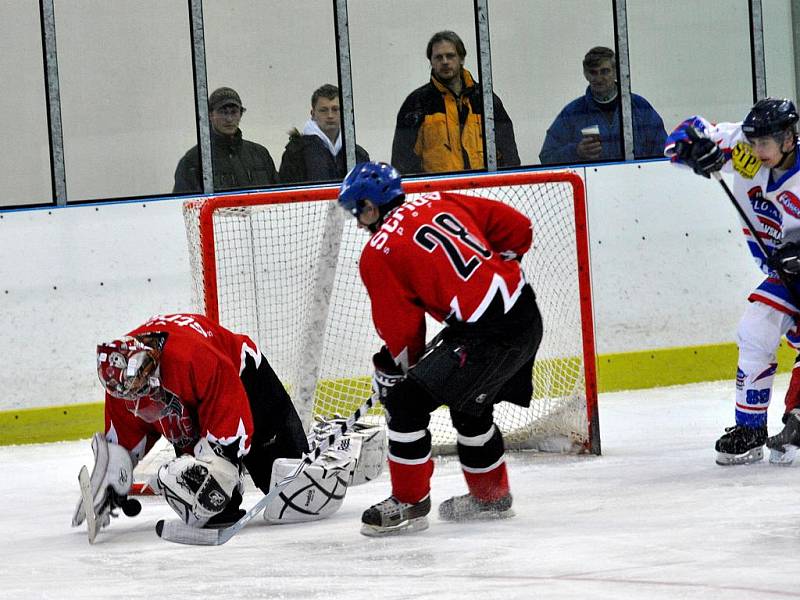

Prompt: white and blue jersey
[
  {"left": 667, "top": 117, "right": 800, "bottom": 427},
  {"left": 666, "top": 116, "right": 800, "bottom": 316}
]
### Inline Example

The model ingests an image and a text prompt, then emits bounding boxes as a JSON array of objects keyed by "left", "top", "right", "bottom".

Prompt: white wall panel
[
  {"left": 586, "top": 161, "right": 761, "bottom": 354},
  {"left": 0, "top": 161, "right": 772, "bottom": 411},
  {"left": 0, "top": 200, "right": 192, "bottom": 409}
]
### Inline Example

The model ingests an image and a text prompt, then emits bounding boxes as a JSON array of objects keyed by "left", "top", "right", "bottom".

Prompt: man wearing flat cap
[{"left": 173, "top": 86, "right": 278, "bottom": 193}]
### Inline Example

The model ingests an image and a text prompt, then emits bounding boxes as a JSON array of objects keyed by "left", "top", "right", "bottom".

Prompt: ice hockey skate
[
  {"left": 714, "top": 424, "right": 767, "bottom": 465},
  {"left": 360, "top": 495, "right": 431, "bottom": 537},
  {"left": 767, "top": 409, "right": 800, "bottom": 465},
  {"left": 438, "top": 493, "right": 514, "bottom": 522}
]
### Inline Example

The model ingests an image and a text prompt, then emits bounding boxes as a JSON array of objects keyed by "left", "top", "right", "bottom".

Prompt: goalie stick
[
  {"left": 78, "top": 466, "right": 99, "bottom": 544},
  {"left": 155, "top": 392, "right": 379, "bottom": 546}
]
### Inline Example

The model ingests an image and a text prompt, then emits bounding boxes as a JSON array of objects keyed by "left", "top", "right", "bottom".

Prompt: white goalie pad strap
[
  {"left": 306, "top": 419, "right": 386, "bottom": 486},
  {"left": 340, "top": 424, "right": 387, "bottom": 486},
  {"left": 264, "top": 451, "right": 355, "bottom": 524},
  {"left": 157, "top": 439, "right": 240, "bottom": 527},
  {"left": 72, "top": 432, "right": 134, "bottom": 527}
]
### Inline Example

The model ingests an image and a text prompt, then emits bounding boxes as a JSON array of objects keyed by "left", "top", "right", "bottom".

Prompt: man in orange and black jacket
[{"left": 391, "top": 30, "right": 520, "bottom": 175}]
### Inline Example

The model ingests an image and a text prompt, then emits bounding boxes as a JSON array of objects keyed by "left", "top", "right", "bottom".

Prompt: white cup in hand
[
  {"left": 581, "top": 125, "right": 600, "bottom": 137},
  {"left": 577, "top": 125, "right": 602, "bottom": 159}
]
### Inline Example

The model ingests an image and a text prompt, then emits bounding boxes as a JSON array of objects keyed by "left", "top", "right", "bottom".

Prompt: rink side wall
[{"left": 1, "top": 160, "right": 795, "bottom": 444}]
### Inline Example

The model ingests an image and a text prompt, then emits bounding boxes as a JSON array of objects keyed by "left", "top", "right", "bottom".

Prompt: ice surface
[{"left": 2, "top": 378, "right": 800, "bottom": 600}]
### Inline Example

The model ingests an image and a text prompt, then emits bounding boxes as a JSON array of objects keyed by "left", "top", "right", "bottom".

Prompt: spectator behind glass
[
  {"left": 538, "top": 46, "right": 667, "bottom": 165},
  {"left": 278, "top": 84, "right": 370, "bottom": 184},
  {"left": 391, "top": 30, "right": 520, "bottom": 175},
  {"left": 173, "top": 87, "right": 278, "bottom": 193}
]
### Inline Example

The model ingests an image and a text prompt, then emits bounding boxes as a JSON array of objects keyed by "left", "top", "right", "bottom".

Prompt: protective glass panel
[
  {"left": 489, "top": 0, "right": 616, "bottom": 167},
  {"left": 55, "top": 0, "right": 195, "bottom": 201},
  {"left": 627, "top": 0, "right": 752, "bottom": 144},
  {"left": 0, "top": 3, "right": 52, "bottom": 206},
  {"left": 203, "top": 0, "right": 338, "bottom": 189},
  {"left": 349, "top": 0, "right": 491, "bottom": 176},
  {"left": 763, "top": 0, "right": 797, "bottom": 100}
]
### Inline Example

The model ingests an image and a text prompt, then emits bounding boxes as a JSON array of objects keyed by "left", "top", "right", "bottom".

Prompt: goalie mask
[{"left": 97, "top": 335, "right": 165, "bottom": 422}]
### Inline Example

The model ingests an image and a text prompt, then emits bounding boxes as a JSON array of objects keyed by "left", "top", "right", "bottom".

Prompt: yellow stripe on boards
[
  {"left": 597, "top": 342, "right": 796, "bottom": 392},
  {"left": 1, "top": 342, "right": 797, "bottom": 446},
  {"left": 0, "top": 402, "right": 103, "bottom": 445}
]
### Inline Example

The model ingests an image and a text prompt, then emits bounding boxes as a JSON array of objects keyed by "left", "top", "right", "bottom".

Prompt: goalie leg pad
[
  {"left": 72, "top": 432, "right": 135, "bottom": 529},
  {"left": 307, "top": 419, "right": 387, "bottom": 486},
  {"left": 157, "top": 439, "right": 241, "bottom": 528},
  {"left": 338, "top": 423, "right": 387, "bottom": 486},
  {"left": 263, "top": 452, "right": 355, "bottom": 523}
]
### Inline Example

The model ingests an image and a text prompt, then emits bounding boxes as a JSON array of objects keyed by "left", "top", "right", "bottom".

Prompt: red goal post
[{"left": 183, "top": 170, "right": 600, "bottom": 455}]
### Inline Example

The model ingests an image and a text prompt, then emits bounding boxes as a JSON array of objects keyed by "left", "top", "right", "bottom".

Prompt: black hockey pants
[
  {"left": 385, "top": 284, "right": 543, "bottom": 471},
  {"left": 239, "top": 354, "right": 309, "bottom": 493}
]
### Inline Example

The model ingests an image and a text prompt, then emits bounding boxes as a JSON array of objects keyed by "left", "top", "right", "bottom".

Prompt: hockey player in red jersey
[
  {"left": 338, "top": 162, "right": 543, "bottom": 536},
  {"left": 71, "top": 313, "right": 374, "bottom": 537}
]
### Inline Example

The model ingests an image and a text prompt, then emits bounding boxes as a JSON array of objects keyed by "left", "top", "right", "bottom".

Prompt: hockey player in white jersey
[{"left": 665, "top": 98, "right": 800, "bottom": 465}]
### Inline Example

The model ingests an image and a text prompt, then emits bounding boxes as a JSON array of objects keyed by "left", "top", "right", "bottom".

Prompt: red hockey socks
[
  {"left": 463, "top": 461, "right": 510, "bottom": 502},
  {"left": 785, "top": 360, "right": 800, "bottom": 414},
  {"left": 388, "top": 458, "right": 434, "bottom": 503}
]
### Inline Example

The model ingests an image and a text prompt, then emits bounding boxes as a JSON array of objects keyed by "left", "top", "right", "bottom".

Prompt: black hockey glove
[
  {"left": 767, "top": 241, "right": 800, "bottom": 282},
  {"left": 674, "top": 127, "right": 725, "bottom": 178},
  {"left": 372, "top": 346, "right": 405, "bottom": 404}
]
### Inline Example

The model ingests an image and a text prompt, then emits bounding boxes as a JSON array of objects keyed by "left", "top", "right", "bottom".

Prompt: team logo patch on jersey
[
  {"left": 732, "top": 142, "right": 761, "bottom": 178},
  {"left": 777, "top": 191, "right": 800, "bottom": 219}
]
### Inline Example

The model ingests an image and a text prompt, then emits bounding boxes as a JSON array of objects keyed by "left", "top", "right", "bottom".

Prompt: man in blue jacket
[{"left": 539, "top": 46, "right": 667, "bottom": 165}]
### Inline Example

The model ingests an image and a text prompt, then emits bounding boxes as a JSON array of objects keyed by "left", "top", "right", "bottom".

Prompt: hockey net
[{"left": 180, "top": 170, "right": 599, "bottom": 458}]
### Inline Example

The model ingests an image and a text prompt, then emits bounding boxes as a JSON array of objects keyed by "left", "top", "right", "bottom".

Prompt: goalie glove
[
  {"left": 372, "top": 346, "right": 405, "bottom": 404},
  {"left": 767, "top": 241, "right": 800, "bottom": 281},
  {"left": 72, "top": 433, "right": 139, "bottom": 531},
  {"left": 156, "top": 438, "right": 242, "bottom": 528},
  {"left": 674, "top": 126, "right": 725, "bottom": 178}
]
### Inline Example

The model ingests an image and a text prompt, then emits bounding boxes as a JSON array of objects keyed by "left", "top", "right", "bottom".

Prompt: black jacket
[
  {"left": 279, "top": 129, "right": 370, "bottom": 184},
  {"left": 173, "top": 129, "right": 278, "bottom": 193}
]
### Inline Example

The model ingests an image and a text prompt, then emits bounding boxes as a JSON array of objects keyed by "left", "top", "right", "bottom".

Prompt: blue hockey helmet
[
  {"left": 742, "top": 98, "right": 799, "bottom": 139},
  {"left": 338, "top": 162, "right": 404, "bottom": 217}
]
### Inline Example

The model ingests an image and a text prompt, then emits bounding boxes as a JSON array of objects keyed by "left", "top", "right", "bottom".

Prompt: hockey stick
[
  {"left": 155, "top": 392, "right": 379, "bottom": 546},
  {"left": 683, "top": 126, "right": 796, "bottom": 300},
  {"left": 709, "top": 170, "right": 800, "bottom": 307},
  {"left": 683, "top": 125, "right": 800, "bottom": 305}
]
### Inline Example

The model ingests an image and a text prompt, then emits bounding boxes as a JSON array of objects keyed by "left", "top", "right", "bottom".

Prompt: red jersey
[
  {"left": 359, "top": 191, "right": 532, "bottom": 368},
  {"left": 104, "top": 313, "right": 259, "bottom": 462}
]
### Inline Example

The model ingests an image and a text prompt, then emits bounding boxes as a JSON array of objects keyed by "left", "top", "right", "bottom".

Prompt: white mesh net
[{"left": 182, "top": 174, "right": 597, "bottom": 455}]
